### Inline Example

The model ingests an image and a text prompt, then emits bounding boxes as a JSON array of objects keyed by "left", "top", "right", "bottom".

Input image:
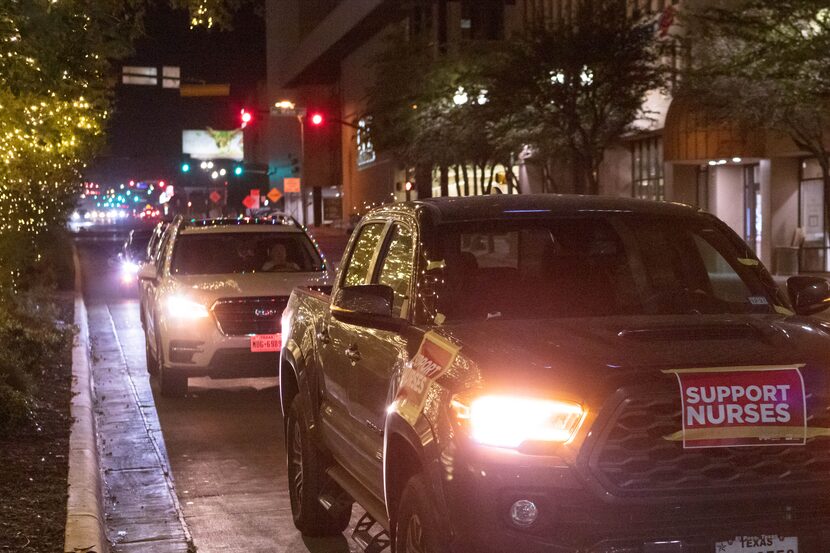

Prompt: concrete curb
[{"left": 64, "top": 247, "right": 108, "bottom": 553}]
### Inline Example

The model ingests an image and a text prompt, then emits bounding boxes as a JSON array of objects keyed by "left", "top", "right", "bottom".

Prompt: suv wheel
[
  {"left": 286, "top": 397, "right": 351, "bottom": 536},
  {"left": 145, "top": 335, "right": 159, "bottom": 376},
  {"left": 155, "top": 329, "right": 187, "bottom": 397},
  {"left": 159, "top": 364, "right": 187, "bottom": 397},
  {"left": 395, "top": 474, "right": 449, "bottom": 553}
]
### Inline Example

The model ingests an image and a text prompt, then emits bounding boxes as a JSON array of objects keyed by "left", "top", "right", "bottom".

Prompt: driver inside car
[{"left": 262, "top": 243, "right": 300, "bottom": 272}]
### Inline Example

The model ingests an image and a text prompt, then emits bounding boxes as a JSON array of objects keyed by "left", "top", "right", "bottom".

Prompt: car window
[
  {"left": 376, "top": 224, "right": 415, "bottom": 318},
  {"left": 170, "top": 232, "right": 323, "bottom": 275},
  {"left": 343, "top": 223, "right": 385, "bottom": 287},
  {"left": 435, "top": 215, "right": 783, "bottom": 321}
]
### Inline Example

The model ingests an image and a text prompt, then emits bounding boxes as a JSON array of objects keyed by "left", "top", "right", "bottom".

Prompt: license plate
[
  {"left": 250, "top": 333, "right": 281, "bottom": 352},
  {"left": 715, "top": 535, "right": 797, "bottom": 553}
]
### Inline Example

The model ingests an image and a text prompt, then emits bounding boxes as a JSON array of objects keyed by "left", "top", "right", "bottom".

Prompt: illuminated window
[
  {"left": 631, "top": 136, "right": 664, "bottom": 201},
  {"left": 356, "top": 117, "right": 376, "bottom": 168}
]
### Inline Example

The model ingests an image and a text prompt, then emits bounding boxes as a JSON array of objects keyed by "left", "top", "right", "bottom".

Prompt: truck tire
[
  {"left": 394, "top": 474, "right": 451, "bottom": 553},
  {"left": 286, "top": 398, "right": 351, "bottom": 536},
  {"left": 145, "top": 335, "right": 159, "bottom": 376}
]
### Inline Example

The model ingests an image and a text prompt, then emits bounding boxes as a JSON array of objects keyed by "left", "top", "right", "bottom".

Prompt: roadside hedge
[{"left": 0, "top": 229, "right": 75, "bottom": 437}]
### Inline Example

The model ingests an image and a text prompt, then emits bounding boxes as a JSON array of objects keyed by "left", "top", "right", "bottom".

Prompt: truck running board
[
  {"left": 351, "top": 512, "right": 391, "bottom": 553},
  {"left": 325, "top": 465, "right": 390, "bottom": 530}
]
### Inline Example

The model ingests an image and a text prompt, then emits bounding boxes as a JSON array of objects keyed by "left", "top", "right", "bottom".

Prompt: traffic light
[
  {"left": 234, "top": 165, "right": 243, "bottom": 176},
  {"left": 288, "top": 154, "right": 300, "bottom": 176},
  {"left": 240, "top": 108, "right": 253, "bottom": 128},
  {"left": 181, "top": 162, "right": 190, "bottom": 173},
  {"left": 309, "top": 112, "right": 324, "bottom": 126}
]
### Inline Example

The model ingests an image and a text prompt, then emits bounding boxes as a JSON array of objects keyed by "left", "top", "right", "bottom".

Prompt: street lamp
[{"left": 272, "top": 100, "right": 309, "bottom": 225}]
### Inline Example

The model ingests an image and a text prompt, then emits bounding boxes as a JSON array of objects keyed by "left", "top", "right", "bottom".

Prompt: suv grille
[
  {"left": 211, "top": 296, "right": 289, "bottom": 336},
  {"left": 590, "top": 390, "right": 830, "bottom": 497}
]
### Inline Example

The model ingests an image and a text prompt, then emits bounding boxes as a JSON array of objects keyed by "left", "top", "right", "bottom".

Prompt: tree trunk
[
  {"left": 462, "top": 164, "right": 470, "bottom": 196},
  {"left": 439, "top": 165, "right": 449, "bottom": 196},
  {"left": 454, "top": 165, "right": 462, "bottom": 196},
  {"left": 415, "top": 164, "right": 433, "bottom": 199}
]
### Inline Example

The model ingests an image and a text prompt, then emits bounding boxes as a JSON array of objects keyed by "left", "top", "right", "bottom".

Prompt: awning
[{"left": 663, "top": 97, "right": 766, "bottom": 163}]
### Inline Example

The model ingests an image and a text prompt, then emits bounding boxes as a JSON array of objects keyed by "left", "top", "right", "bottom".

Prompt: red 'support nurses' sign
[{"left": 664, "top": 366, "right": 806, "bottom": 448}]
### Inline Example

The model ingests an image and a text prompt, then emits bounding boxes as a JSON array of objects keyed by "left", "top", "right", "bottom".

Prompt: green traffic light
[
  {"left": 234, "top": 166, "right": 243, "bottom": 176},
  {"left": 182, "top": 163, "right": 191, "bottom": 173}
]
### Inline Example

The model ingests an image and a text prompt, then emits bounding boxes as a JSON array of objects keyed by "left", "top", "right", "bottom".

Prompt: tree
[
  {"left": 365, "top": 1, "right": 664, "bottom": 198},
  {"left": 365, "top": 37, "right": 517, "bottom": 198},
  {"left": 0, "top": 0, "right": 246, "bottom": 291},
  {"left": 680, "top": 0, "right": 830, "bottom": 229},
  {"left": 487, "top": 0, "right": 665, "bottom": 195}
]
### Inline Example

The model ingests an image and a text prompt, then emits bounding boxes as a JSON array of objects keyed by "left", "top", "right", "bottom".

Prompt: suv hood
[
  {"left": 168, "top": 271, "right": 331, "bottom": 304},
  {"left": 440, "top": 315, "right": 830, "bottom": 403}
]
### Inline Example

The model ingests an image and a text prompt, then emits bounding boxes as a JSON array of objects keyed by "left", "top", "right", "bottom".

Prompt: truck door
[
  {"left": 318, "top": 222, "right": 387, "bottom": 470},
  {"left": 344, "top": 222, "right": 418, "bottom": 498}
]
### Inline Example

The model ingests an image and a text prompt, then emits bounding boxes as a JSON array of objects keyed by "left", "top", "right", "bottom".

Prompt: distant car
[
  {"left": 139, "top": 216, "right": 331, "bottom": 396},
  {"left": 117, "top": 228, "right": 154, "bottom": 285}
]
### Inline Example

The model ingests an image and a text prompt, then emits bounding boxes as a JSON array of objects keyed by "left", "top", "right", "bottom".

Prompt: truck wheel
[
  {"left": 395, "top": 474, "right": 450, "bottom": 553},
  {"left": 145, "top": 335, "right": 159, "bottom": 376},
  {"left": 286, "top": 398, "right": 351, "bottom": 536}
]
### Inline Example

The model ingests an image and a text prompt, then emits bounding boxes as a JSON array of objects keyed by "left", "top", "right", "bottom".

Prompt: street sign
[
  {"left": 267, "top": 188, "right": 283, "bottom": 203},
  {"left": 209, "top": 190, "right": 222, "bottom": 204},
  {"left": 284, "top": 178, "right": 301, "bottom": 194},
  {"left": 244, "top": 189, "right": 261, "bottom": 210}
]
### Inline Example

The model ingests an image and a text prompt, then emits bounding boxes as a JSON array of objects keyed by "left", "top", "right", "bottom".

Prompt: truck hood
[
  {"left": 168, "top": 271, "right": 331, "bottom": 304},
  {"left": 439, "top": 315, "right": 830, "bottom": 404}
]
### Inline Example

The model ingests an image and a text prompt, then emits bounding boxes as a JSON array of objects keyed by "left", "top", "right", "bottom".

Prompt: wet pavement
[{"left": 76, "top": 230, "right": 358, "bottom": 553}]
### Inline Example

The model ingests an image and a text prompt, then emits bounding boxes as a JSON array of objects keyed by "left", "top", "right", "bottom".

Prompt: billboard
[{"left": 182, "top": 128, "right": 243, "bottom": 161}]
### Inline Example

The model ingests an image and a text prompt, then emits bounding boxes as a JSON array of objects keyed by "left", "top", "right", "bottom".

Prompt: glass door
[{"left": 744, "top": 164, "right": 761, "bottom": 254}]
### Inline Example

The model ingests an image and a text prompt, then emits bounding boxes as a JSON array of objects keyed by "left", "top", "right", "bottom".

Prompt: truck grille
[
  {"left": 590, "top": 390, "right": 830, "bottom": 497},
  {"left": 211, "top": 296, "right": 289, "bottom": 336}
]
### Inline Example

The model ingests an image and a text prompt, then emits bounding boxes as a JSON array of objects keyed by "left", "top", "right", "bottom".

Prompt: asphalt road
[{"left": 76, "top": 231, "right": 361, "bottom": 553}]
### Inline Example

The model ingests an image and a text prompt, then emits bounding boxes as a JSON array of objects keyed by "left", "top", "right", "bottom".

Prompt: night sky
[{"left": 87, "top": 2, "right": 266, "bottom": 184}]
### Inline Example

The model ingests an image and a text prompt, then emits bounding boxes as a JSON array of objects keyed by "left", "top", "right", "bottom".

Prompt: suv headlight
[
  {"left": 452, "top": 395, "right": 586, "bottom": 449},
  {"left": 166, "top": 295, "right": 209, "bottom": 320}
]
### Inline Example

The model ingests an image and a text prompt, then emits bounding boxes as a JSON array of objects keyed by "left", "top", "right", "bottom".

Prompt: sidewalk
[{"left": 87, "top": 301, "right": 192, "bottom": 552}]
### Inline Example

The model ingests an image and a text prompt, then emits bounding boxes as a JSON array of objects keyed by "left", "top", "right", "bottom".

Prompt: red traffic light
[
  {"left": 310, "top": 113, "right": 324, "bottom": 126},
  {"left": 240, "top": 109, "right": 253, "bottom": 128}
]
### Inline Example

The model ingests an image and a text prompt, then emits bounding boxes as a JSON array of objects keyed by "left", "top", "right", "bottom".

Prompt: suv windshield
[
  {"left": 435, "top": 215, "right": 786, "bottom": 321},
  {"left": 171, "top": 231, "right": 324, "bottom": 275}
]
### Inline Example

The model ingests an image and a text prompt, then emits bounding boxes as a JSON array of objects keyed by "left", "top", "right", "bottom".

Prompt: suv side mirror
[
  {"left": 331, "top": 284, "right": 401, "bottom": 329},
  {"left": 138, "top": 263, "right": 159, "bottom": 283},
  {"left": 787, "top": 276, "right": 830, "bottom": 315}
]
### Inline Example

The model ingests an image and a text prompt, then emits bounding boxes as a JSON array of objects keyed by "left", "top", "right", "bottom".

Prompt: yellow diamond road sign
[{"left": 267, "top": 188, "right": 283, "bottom": 203}]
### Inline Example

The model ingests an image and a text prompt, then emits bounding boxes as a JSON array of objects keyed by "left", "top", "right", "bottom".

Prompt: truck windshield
[
  {"left": 434, "top": 215, "right": 786, "bottom": 321},
  {"left": 171, "top": 231, "right": 324, "bottom": 275}
]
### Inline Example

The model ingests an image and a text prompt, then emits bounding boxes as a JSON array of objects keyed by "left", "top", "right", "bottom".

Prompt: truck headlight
[
  {"left": 452, "top": 395, "right": 586, "bottom": 449},
  {"left": 166, "top": 295, "right": 209, "bottom": 320}
]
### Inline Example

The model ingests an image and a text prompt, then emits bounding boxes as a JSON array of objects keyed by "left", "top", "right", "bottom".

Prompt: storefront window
[
  {"left": 631, "top": 136, "right": 664, "bottom": 201},
  {"left": 799, "top": 158, "right": 828, "bottom": 272}
]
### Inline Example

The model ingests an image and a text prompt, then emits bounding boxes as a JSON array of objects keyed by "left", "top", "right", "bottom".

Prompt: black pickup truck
[{"left": 279, "top": 195, "right": 830, "bottom": 553}]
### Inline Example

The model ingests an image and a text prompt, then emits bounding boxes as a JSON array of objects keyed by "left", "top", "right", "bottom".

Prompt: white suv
[{"left": 139, "top": 216, "right": 331, "bottom": 396}]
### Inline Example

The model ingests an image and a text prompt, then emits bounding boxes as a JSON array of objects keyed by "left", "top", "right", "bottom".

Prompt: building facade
[{"left": 264, "top": 0, "right": 825, "bottom": 273}]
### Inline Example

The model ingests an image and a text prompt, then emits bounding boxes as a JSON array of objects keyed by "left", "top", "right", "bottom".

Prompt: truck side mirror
[
  {"left": 331, "top": 285, "right": 401, "bottom": 329},
  {"left": 138, "top": 263, "right": 159, "bottom": 283},
  {"left": 787, "top": 276, "right": 830, "bottom": 315},
  {"left": 332, "top": 284, "right": 393, "bottom": 316}
]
